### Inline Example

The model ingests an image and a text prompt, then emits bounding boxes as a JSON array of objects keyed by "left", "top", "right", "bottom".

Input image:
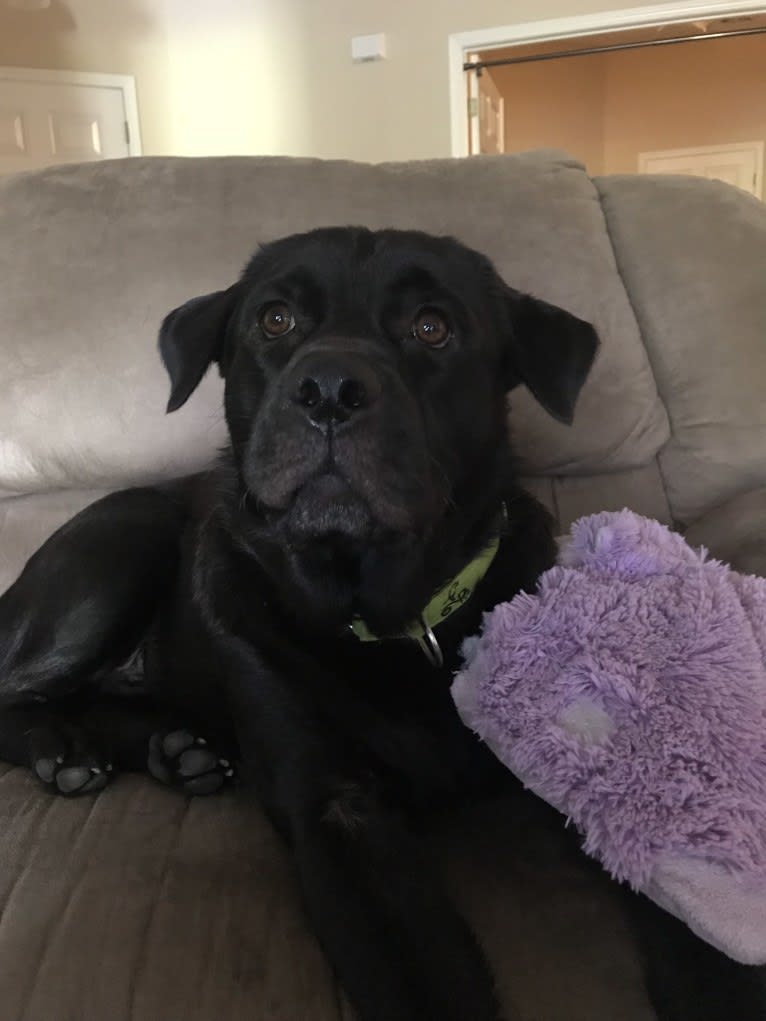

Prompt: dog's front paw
[
  {"left": 29, "top": 724, "right": 113, "bottom": 797},
  {"left": 147, "top": 730, "right": 235, "bottom": 795}
]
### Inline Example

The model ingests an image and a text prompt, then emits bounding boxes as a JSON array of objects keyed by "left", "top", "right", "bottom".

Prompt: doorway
[{"left": 449, "top": 1, "right": 766, "bottom": 196}]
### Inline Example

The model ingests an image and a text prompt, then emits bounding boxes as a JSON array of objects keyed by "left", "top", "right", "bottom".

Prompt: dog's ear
[
  {"left": 503, "top": 289, "right": 598, "bottom": 425},
  {"left": 159, "top": 285, "right": 240, "bottom": 413}
]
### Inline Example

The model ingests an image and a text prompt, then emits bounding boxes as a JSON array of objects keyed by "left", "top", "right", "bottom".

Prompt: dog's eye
[
  {"left": 260, "top": 302, "right": 295, "bottom": 338},
  {"left": 412, "top": 308, "right": 450, "bottom": 348}
]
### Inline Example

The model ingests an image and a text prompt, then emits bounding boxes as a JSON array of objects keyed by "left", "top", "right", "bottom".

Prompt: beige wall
[
  {"left": 0, "top": 0, "right": 757, "bottom": 161},
  {"left": 490, "top": 56, "right": 606, "bottom": 174},
  {"left": 602, "top": 34, "right": 766, "bottom": 174}
]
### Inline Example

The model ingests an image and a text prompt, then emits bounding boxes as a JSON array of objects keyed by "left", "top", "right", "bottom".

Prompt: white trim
[
  {"left": 448, "top": 1, "right": 766, "bottom": 157},
  {"left": 0, "top": 66, "right": 143, "bottom": 156}
]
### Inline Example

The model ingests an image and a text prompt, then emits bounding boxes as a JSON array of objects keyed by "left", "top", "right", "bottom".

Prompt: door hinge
[
  {"left": 468, "top": 97, "right": 478, "bottom": 118},
  {"left": 124, "top": 121, "right": 130, "bottom": 146}
]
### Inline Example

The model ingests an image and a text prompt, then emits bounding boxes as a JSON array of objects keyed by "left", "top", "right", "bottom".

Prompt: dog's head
[{"left": 159, "top": 228, "right": 597, "bottom": 628}]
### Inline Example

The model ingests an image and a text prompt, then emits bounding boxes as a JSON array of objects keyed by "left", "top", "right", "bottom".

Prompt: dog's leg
[
  {"left": 287, "top": 776, "right": 503, "bottom": 1021},
  {"left": 226, "top": 661, "right": 502, "bottom": 1021},
  {"left": 0, "top": 486, "right": 186, "bottom": 704},
  {"left": 0, "top": 693, "right": 237, "bottom": 797}
]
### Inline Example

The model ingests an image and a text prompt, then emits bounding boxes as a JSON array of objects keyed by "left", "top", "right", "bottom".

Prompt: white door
[
  {"left": 638, "top": 142, "right": 764, "bottom": 199},
  {"left": 478, "top": 68, "right": 505, "bottom": 156},
  {"left": 0, "top": 69, "right": 141, "bottom": 176},
  {"left": 467, "top": 56, "right": 505, "bottom": 156}
]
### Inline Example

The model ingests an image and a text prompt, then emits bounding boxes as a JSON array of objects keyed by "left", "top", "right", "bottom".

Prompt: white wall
[{"left": 160, "top": 0, "right": 310, "bottom": 156}]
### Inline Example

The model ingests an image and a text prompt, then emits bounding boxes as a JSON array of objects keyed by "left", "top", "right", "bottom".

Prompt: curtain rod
[{"left": 464, "top": 25, "right": 766, "bottom": 73}]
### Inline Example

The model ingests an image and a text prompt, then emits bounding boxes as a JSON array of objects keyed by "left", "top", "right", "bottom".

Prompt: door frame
[
  {"left": 0, "top": 66, "right": 142, "bottom": 156},
  {"left": 448, "top": 0, "right": 766, "bottom": 157}
]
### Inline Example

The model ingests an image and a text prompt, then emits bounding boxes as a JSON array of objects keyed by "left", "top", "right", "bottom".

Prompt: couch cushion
[
  {"left": 595, "top": 175, "right": 766, "bottom": 525},
  {"left": 0, "top": 766, "right": 654, "bottom": 1021},
  {"left": 522, "top": 462, "right": 673, "bottom": 533},
  {"left": 0, "top": 152, "right": 668, "bottom": 495},
  {"left": 683, "top": 486, "right": 766, "bottom": 578},
  {"left": 0, "top": 769, "right": 341, "bottom": 1021}
]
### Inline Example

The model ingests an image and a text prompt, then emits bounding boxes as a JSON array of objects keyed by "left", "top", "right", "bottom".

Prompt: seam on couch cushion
[
  {"left": 592, "top": 175, "right": 676, "bottom": 519},
  {"left": 0, "top": 784, "right": 58, "bottom": 925},
  {"left": 17, "top": 793, "right": 105, "bottom": 1018},
  {"left": 127, "top": 797, "right": 191, "bottom": 1021}
]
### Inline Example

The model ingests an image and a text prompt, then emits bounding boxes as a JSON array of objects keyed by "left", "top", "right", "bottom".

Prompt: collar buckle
[{"left": 415, "top": 616, "right": 444, "bottom": 668}]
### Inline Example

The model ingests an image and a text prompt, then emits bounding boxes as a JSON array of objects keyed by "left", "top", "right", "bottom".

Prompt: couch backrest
[{"left": 0, "top": 151, "right": 763, "bottom": 528}]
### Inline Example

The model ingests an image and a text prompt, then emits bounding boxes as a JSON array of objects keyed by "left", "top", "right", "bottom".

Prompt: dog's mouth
[
  {"left": 253, "top": 457, "right": 439, "bottom": 543},
  {"left": 245, "top": 419, "right": 441, "bottom": 541},
  {"left": 282, "top": 470, "right": 374, "bottom": 542}
]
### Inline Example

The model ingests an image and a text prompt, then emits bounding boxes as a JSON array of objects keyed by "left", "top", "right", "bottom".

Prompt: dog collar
[{"left": 348, "top": 512, "right": 504, "bottom": 667}]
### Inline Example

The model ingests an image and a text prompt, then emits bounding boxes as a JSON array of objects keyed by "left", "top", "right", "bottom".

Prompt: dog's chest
[{"left": 313, "top": 641, "right": 506, "bottom": 803}]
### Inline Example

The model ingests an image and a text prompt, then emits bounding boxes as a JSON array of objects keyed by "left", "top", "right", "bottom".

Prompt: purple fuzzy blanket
[{"left": 452, "top": 510, "right": 766, "bottom": 964}]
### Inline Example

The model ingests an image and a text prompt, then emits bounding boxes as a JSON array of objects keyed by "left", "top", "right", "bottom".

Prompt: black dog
[{"left": 0, "top": 228, "right": 762, "bottom": 1020}]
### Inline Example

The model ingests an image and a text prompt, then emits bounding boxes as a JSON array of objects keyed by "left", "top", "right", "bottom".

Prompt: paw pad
[
  {"left": 148, "top": 730, "right": 235, "bottom": 795},
  {"left": 33, "top": 753, "right": 112, "bottom": 796}
]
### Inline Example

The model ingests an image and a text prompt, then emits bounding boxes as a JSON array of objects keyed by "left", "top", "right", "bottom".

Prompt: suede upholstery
[
  {"left": 0, "top": 151, "right": 763, "bottom": 1021},
  {"left": 684, "top": 486, "right": 766, "bottom": 578}
]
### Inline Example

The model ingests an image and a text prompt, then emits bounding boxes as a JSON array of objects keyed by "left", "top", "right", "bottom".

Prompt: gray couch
[{"left": 0, "top": 151, "right": 764, "bottom": 1021}]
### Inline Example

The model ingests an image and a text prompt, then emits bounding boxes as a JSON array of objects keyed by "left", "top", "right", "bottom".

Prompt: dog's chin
[
  {"left": 281, "top": 473, "right": 375, "bottom": 543},
  {"left": 252, "top": 464, "right": 429, "bottom": 543}
]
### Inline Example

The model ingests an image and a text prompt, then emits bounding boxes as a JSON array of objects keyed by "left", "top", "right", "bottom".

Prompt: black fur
[{"left": 0, "top": 228, "right": 762, "bottom": 1020}]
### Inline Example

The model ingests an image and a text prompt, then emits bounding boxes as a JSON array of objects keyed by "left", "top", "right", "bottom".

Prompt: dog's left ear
[
  {"left": 159, "top": 284, "right": 241, "bottom": 413},
  {"left": 503, "top": 289, "right": 599, "bottom": 425}
]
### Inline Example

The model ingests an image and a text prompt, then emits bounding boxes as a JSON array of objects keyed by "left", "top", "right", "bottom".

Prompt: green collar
[{"left": 348, "top": 515, "right": 503, "bottom": 666}]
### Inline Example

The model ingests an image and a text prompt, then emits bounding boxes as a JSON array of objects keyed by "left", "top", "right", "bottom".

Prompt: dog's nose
[{"left": 290, "top": 352, "right": 381, "bottom": 428}]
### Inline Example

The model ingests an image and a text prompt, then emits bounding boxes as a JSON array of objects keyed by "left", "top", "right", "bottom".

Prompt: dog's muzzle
[{"left": 245, "top": 339, "right": 434, "bottom": 535}]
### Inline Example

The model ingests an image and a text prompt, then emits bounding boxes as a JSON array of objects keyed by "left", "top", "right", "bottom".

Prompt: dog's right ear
[
  {"left": 502, "top": 288, "right": 598, "bottom": 426},
  {"left": 158, "top": 285, "right": 240, "bottom": 413}
]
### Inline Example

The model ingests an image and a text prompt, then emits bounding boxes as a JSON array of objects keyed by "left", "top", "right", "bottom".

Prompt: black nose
[{"left": 290, "top": 351, "right": 381, "bottom": 428}]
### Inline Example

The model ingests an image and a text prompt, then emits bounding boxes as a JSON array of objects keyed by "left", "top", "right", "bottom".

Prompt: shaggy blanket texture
[{"left": 453, "top": 510, "right": 766, "bottom": 964}]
